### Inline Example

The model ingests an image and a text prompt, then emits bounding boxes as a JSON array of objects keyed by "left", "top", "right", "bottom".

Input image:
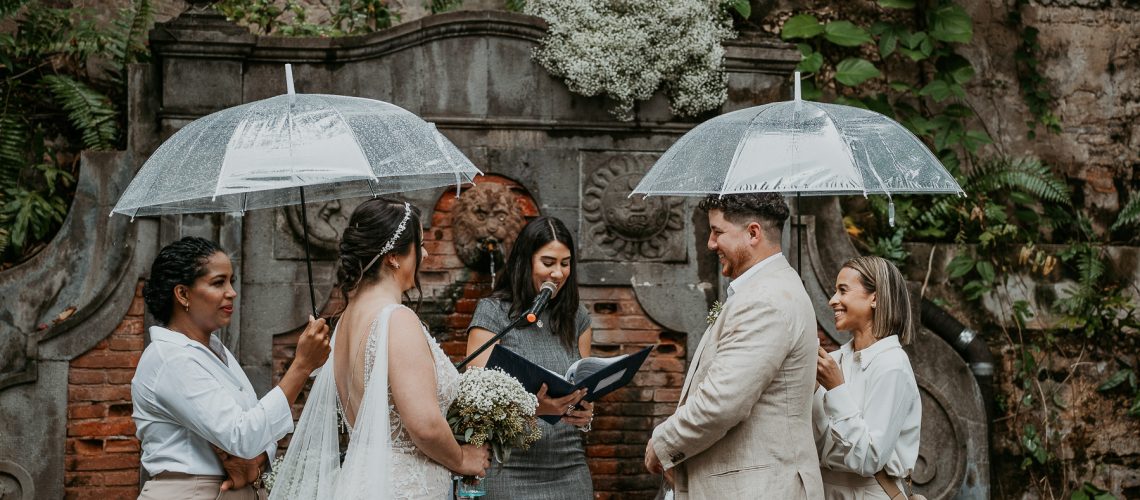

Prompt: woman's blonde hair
[{"left": 842, "top": 256, "right": 914, "bottom": 345}]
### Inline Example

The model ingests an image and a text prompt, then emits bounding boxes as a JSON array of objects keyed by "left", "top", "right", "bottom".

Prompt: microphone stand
[{"left": 455, "top": 313, "right": 536, "bottom": 370}]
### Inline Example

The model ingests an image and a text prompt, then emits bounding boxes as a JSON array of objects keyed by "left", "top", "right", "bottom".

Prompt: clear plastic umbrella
[
  {"left": 114, "top": 68, "right": 480, "bottom": 218},
  {"left": 113, "top": 65, "right": 482, "bottom": 314},
  {"left": 631, "top": 72, "right": 965, "bottom": 225}
]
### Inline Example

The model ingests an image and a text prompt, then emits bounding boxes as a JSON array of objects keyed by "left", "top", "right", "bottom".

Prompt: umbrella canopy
[
  {"left": 113, "top": 93, "right": 481, "bottom": 218},
  {"left": 631, "top": 79, "right": 963, "bottom": 201},
  {"left": 113, "top": 65, "right": 482, "bottom": 316}
]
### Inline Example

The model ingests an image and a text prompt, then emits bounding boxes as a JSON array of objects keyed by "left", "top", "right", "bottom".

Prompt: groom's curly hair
[{"left": 699, "top": 193, "right": 789, "bottom": 239}]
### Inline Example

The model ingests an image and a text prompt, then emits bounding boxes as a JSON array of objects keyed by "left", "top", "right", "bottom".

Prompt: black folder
[{"left": 485, "top": 345, "right": 654, "bottom": 424}]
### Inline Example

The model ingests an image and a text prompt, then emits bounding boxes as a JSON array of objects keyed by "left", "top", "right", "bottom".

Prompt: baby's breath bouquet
[{"left": 447, "top": 367, "right": 542, "bottom": 464}]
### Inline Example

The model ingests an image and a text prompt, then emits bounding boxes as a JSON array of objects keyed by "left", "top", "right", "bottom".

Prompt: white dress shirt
[
  {"left": 727, "top": 252, "right": 783, "bottom": 298},
  {"left": 132, "top": 326, "right": 294, "bottom": 476},
  {"left": 812, "top": 335, "right": 921, "bottom": 478}
]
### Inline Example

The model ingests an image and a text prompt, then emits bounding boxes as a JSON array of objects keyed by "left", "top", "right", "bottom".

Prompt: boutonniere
[{"left": 705, "top": 300, "right": 723, "bottom": 325}]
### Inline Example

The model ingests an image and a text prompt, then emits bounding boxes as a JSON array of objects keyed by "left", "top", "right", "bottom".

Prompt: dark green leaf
[
  {"left": 918, "top": 80, "right": 959, "bottom": 102},
  {"left": 834, "top": 58, "right": 880, "bottom": 86},
  {"left": 976, "top": 261, "right": 996, "bottom": 283},
  {"left": 730, "top": 0, "right": 751, "bottom": 19},
  {"left": 929, "top": 5, "right": 973, "bottom": 43},
  {"left": 796, "top": 52, "right": 823, "bottom": 74},
  {"left": 878, "top": 0, "right": 916, "bottom": 8},
  {"left": 799, "top": 79, "right": 823, "bottom": 100},
  {"left": 889, "top": 81, "right": 915, "bottom": 93},
  {"left": 962, "top": 130, "right": 992, "bottom": 153},
  {"left": 824, "top": 21, "right": 872, "bottom": 47},
  {"left": 947, "top": 254, "right": 975, "bottom": 279},
  {"left": 782, "top": 14, "right": 824, "bottom": 40},
  {"left": 879, "top": 31, "right": 898, "bottom": 58},
  {"left": 1098, "top": 369, "right": 1133, "bottom": 392}
]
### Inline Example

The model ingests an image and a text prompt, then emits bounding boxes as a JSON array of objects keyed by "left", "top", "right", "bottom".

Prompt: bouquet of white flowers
[{"left": 447, "top": 367, "right": 542, "bottom": 464}]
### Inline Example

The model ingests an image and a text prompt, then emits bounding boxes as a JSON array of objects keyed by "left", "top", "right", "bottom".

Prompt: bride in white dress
[{"left": 270, "top": 199, "right": 490, "bottom": 499}]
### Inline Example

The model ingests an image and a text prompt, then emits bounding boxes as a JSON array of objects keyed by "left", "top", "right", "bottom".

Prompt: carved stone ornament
[
  {"left": 278, "top": 198, "right": 364, "bottom": 259},
  {"left": 451, "top": 182, "right": 528, "bottom": 273},
  {"left": 581, "top": 154, "right": 685, "bottom": 262}
]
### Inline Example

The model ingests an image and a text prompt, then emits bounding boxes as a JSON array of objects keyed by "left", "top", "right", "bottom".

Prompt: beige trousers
[
  {"left": 821, "top": 468, "right": 903, "bottom": 500},
  {"left": 137, "top": 473, "right": 266, "bottom": 500}
]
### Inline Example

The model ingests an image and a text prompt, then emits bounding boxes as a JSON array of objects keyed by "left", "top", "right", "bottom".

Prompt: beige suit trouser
[{"left": 138, "top": 473, "right": 266, "bottom": 500}]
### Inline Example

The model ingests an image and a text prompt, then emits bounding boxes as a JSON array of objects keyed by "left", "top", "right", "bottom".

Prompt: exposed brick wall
[
  {"left": 64, "top": 282, "right": 145, "bottom": 500},
  {"left": 272, "top": 177, "right": 687, "bottom": 499}
]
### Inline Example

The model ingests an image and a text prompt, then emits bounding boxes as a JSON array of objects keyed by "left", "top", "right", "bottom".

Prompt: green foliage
[
  {"left": 1071, "top": 482, "right": 1117, "bottom": 500},
  {"left": 780, "top": 0, "right": 987, "bottom": 179},
  {"left": 1009, "top": 2, "right": 1062, "bottom": 139},
  {"left": 0, "top": 0, "right": 151, "bottom": 264},
  {"left": 1097, "top": 362, "right": 1140, "bottom": 418},
  {"left": 217, "top": 0, "right": 396, "bottom": 36},
  {"left": 1110, "top": 191, "right": 1140, "bottom": 233},
  {"left": 429, "top": 0, "right": 463, "bottom": 14},
  {"left": 504, "top": 0, "right": 527, "bottom": 12}
]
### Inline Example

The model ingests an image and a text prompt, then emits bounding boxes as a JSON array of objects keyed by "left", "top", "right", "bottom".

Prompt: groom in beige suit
[{"left": 645, "top": 193, "right": 824, "bottom": 499}]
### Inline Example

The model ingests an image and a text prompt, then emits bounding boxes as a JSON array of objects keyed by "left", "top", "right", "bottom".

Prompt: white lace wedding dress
[{"left": 269, "top": 304, "right": 459, "bottom": 499}]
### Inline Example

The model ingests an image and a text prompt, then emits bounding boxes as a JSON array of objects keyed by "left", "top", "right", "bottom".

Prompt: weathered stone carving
[
  {"left": 0, "top": 460, "right": 35, "bottom": 500},
  {"left": 581, "top": 154, "right": 685, "bottom": 262},
  {"left": 451, "top": 183, "right": 527, "bottom": 273},
  {"left": 281, "top": 198, "right": 362, "bottom": 258}
]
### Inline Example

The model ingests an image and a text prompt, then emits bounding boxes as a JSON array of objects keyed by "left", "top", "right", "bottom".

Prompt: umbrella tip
[
  {"left": 285, "top": 64, "right": 295, "bottom": 95},
  {"left": 794, "top": 71, "right": 802, "bottom": 101}
]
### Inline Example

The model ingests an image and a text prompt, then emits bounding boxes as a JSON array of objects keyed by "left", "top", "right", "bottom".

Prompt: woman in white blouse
[
  {"left": 132, "top": 237, "right": 331, "bottom": 499},
  {"left": 814, "top": 255, "right": 922, "bottom": 499}
]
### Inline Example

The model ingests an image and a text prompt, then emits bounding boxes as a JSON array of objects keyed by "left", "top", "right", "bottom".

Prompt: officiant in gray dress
[{"left": 465, "top": 216, "right": 596, "bottom": 499}]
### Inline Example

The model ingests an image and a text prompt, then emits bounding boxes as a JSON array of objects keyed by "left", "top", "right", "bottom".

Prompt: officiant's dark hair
[
  {"left": 493, "top": 216, "right": 580, "bottom": 350},
  {"left": 335, "top": 197, "right": 423, "bottom": 312},
  {"left": 144, "top": 236, "right": 226, "bottom": 324},
  {"left": 699, "top": 193, "right": 789, "bottom": 242}
]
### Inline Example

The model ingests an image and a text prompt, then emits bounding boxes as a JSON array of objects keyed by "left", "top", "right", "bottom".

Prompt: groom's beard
[{"left": 720, "top": 246, "right": 750, "bottom": 279}]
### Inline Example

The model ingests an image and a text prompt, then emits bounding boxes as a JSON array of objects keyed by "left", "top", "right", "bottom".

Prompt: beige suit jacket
[{"left": 652, "top": 255, "right": 825, "bottom": 500}]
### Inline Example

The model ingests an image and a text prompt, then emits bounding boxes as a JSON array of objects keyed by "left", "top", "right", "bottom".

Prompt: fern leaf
[
  {"left": 0, "top": 0, "right": 29, "bottom": 20},
  {"left": 1111, "top": 191, "right": 1140, "bottom": 231},
  {"left": 41, "top": 75, "right": 119, "bottom": 151},
  {"left": 967, "top": 157, "right": 1070, "bottom": 204},
  {"left": 0, "top": 113, "right": 29, "bottom": 181}
]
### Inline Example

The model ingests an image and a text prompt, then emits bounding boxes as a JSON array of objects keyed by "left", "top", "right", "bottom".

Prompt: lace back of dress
[{"left": 269, "top": 305, "right": 399, "bottom": 500}]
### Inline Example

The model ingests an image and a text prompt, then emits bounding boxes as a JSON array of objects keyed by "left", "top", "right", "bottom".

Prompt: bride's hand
[
  {"left": 456, "top": 444, "right": 491, "bottom": 477},
  {"left": 536, "top": 384, "right": 586, "bottom": 416}
]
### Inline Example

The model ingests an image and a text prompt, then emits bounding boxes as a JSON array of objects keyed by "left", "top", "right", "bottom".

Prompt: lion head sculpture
[{"left": 451, "top": 182, "right": 528, "bottom": 273}]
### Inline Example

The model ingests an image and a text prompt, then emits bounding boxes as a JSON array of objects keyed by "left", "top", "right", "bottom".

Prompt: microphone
[{"left": 524, "top": 281, "right": 558, "bottom": 324}]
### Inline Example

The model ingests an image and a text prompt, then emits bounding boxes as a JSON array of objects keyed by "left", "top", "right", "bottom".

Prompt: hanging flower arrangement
[{"left": 525, "top": 0, "right": 738, "bottom": 121}]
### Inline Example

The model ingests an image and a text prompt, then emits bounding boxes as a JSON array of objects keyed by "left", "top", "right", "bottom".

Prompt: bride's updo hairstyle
[{"left": 335, "top": 197, "right": 424, "bottom": 306}]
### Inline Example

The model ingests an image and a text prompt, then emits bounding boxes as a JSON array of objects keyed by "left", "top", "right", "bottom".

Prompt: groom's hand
[{"left": 644, "top": 438, "right": 663, "bottom": 474}]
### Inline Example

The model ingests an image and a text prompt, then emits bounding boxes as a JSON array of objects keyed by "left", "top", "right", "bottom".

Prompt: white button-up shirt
[
  {"left": 132, "top": 326, "right": 294, "bottom": 476},
  {"left": 812, "top": 335, "right": 921, "bottom": 478},
  {"left": 726, "top": 252, "right": 783, "bottom": 298}
]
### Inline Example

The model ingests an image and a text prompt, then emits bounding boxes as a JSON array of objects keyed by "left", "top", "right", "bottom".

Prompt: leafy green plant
[
  {"left": 0, "top": 0, "right": 152, "bottom": 266},
  {"left": 216, "top": 0, "right": 396, "bottom": 36},
  {"left": 1009, "top": 0, "right": 1061, "bottom": 139},
  {"left": 781, "top": 1, "right": 985, "bottom": 174},
  {"left": 1071, "top": 482, "right": 1116, "bottom": 500},
  {"left": 1097, "top": 361, "right": 1140, "bottom": 418}
]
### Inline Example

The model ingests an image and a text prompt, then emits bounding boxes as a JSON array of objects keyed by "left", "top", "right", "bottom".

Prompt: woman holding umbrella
[
  {"left": 813, "top": 256, "right": 922, "bottom": 499},
  {"left": 132, "top": 236, "right": 331, "bottom": 499}
]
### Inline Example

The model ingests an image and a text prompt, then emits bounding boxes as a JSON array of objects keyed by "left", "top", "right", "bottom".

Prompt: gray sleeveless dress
[{"left": 468, "top": 297, "right": 594, "bottom": 500}]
